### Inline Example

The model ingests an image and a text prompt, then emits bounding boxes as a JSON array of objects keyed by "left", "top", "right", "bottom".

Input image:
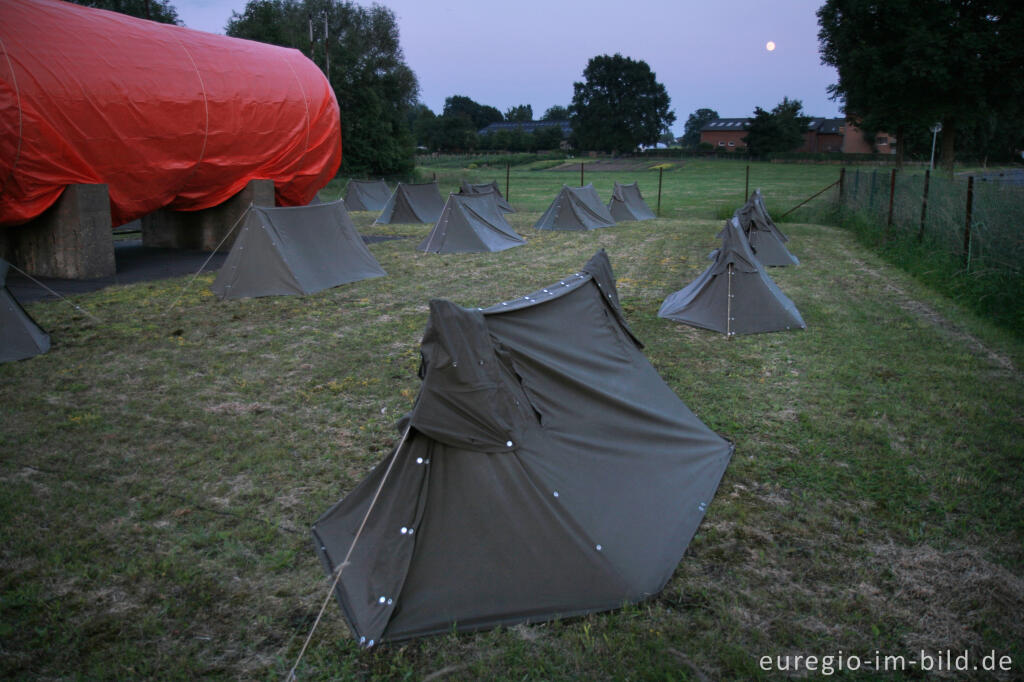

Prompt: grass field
[{"left": 2, "top": 160, "right": 1022, "bottom": 679}]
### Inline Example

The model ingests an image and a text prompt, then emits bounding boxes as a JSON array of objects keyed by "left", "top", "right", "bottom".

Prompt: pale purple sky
[{"left": 174, "top": 0, "right": 842, "bottom": 135}]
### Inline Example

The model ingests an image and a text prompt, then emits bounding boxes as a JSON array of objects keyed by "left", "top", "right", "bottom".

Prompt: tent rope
[
  {"left": 285, "top": 423, "right": 412, "bottom": 682},
  {"left": 726, "top": 263, "right": 733, "bottom": 338},
  {"left": 6, "top": 262, "right": 103, "bottom": 323},
  {"left": 164, "top": 204, "right": 250, "bottom": 314}
]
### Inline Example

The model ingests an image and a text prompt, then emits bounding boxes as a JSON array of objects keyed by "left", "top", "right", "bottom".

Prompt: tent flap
[{"left": 410, "top": 300, "right": 521, "bottom": 452}]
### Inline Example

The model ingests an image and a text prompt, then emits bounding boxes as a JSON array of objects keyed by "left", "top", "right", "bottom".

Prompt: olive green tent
[
  {"left": 1, "top": 259, "right": 50, "bottom": 363},
  {"left": 726, "top": 189, "right": 798, "bottom": 267},
  {"left": 607, "top": 181, "right": 655, "bottom": 222},
  {"left": 660, "top": 217, "right": 805, "bottom": 335},
  {"left": 375, "top": 182, "right": 445, "bottom": 224},
  {"left": 533, "top": 184, "right": 616, "bottom": 230},
  {"left": 211, "top": 201, "right": 385, "bottom": 299},
  {"left": 312, "top": 250, "right": 732, "bottom": 646},
  {"left": 418, "top": 193, "right": 525, "bottom": 254},
  {"left": 344, "top": 179, "right": 392, "bottom": 212},
  {"left": 458, "top": 180, "right": 515, "bottom": 213}
]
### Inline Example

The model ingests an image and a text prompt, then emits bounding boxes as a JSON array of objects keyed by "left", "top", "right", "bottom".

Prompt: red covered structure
[{"left": 0, "top": 0, "right": 341, "bottom": 227}]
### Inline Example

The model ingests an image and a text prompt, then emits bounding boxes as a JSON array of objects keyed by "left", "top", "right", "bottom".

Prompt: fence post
[
  {"left": 918, "top": 169, "right": 930, "bottom": 242},
  {"left": 963, "top": 176, "right": 974, "bottom": 269},
  {"left": 853, "top": 168, "right": 860, "bottom": 201},
  {"left": 869, "top": 170, "right": 877, "bottom": 211},
  {"left": 887, "top": 168, "right": 897, "bottom": 229},
  {"left": 657, "top": 167, "right": 663, "bottom": 217},
  {"left": 580, "top": 162, "right": 584, "bottom": 187},
  {"left": 745, "top": 165, "right": 750, "bottom": 200},
  {"left": 506, "top": 163, "right": 510, "bottom": 201},
  {"left": 838, "top": 167, "right": 846, "bottom": 203}
]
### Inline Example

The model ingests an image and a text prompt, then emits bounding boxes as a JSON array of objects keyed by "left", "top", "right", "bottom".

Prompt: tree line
[{"left": 817, "top": 0, "right": 1024, "bottom": 170}]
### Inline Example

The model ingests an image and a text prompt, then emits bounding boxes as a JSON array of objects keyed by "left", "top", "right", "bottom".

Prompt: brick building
[{"left": 699, "top": 117, "right": 896, "bottom": 154}]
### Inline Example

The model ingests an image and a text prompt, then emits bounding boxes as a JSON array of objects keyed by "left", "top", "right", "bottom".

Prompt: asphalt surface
[{"left": 7, "top": 234, "right": 404, "bottom": 303}]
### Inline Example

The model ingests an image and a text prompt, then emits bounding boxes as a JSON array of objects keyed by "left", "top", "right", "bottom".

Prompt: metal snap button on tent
[
  {"left": 360, "top": 636, "right": 366, "bottom": 644},
  {"left": 378, "top": 596, "right": 386, "bottom": 604},
  {"left": 553, "top": 491, "right": 559, "bottom": 498},
  {"left": 506, "top": 440, "right": 513, "bottom": 447},
  {"left": 595, "top": 544, "right": 602, "bottom": 551},
  {"left": 400, "top": 527, "right": 408, "bottom": 534},
  {"left": 416, "top": 457, "right": 424, "bottom": 464}
]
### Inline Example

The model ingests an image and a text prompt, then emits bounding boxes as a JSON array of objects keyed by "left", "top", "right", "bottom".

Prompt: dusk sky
[{"left": 174, "top": 0, "right": 843, "bottom": 135}]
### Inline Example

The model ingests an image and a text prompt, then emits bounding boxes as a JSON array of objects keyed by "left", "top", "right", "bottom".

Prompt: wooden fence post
[
  {"left": 963, "top": 176, "right": 974, "bottom": 269},
  {"left": 744, "top": 165, "right": 750, "bottom": 200},
  {"left": 887, "top": 168, "right": 897, "bottom": 229},
  {"left": 657, "top": 167, "right": 663, "bottom": 217},
  {"left": 838, "top": 167, "right": 846, "bottom": 202},
  {"left": 580, "top": 163, "right": 584, "bottom": 187},
  {"left": 918, "top": 169, "right": 930, "bottom": 242}
]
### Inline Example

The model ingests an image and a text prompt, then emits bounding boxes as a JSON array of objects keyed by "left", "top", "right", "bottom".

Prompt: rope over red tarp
[{"left": 0, "top": 0, "right": 341, "bottom": 227}]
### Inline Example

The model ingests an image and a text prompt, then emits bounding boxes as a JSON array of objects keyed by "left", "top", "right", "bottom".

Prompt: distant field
[
  {"left": 2, "top": 161, "right": 1022, "bottom": 679},
  {"left": 325, "top": 158, "right": 846, "bottom": 223}
]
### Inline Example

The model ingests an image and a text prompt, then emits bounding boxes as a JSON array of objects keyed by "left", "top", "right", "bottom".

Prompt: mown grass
[{"left": 1, "top": 161, "right": 1022, "bottom": 680}]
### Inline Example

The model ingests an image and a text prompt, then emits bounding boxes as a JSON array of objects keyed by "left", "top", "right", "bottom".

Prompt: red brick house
[{"left": 700, "top": 117, "right": 896, "bottom": 154}]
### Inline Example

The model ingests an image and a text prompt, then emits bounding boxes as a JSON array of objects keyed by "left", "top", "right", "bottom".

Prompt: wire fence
[
  {"left": 840, "top": 168, "right": 1024, "bottom": 276},
  {"left": 836, "top": 167, "right": 1024, "bottom": 331}
]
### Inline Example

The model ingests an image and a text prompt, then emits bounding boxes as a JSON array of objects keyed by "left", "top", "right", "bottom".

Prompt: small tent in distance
[
  {"left": 458, "top": 180, "right": 515, "bottom": 213},
  {"left": 533, "top": 184, "right": 616, "bottom": 230},
  {"left": 344, "top": 179, "right": 392, "bottom": 212},
  {"left": 607, "top": 181, "right": 655, "bottom": 222},
  {"left": 659, "top": 217, "right": 805, "bottom": 335},
  {"left": 1, "top": 259, "right": 51, "bottom": 363},
  {"left": 726, "top": 189, "right": 798, "bottom": 267},
  {"left": 375, "top": 182, "right": 445, "bottom": 224},
  {"left": 418, "top": 193, "right": 525, "bottom": 254},
  {"left": 211, "top": 201, "right": 385, "bottom": 299},
  {"left": 311, "top": 250, "right": 732, "bottom": 646}
]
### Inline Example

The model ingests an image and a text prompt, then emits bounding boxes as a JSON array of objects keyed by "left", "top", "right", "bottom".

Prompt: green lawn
[{"left": 2, "top": 160, "right": 1021, "bottom": 680}]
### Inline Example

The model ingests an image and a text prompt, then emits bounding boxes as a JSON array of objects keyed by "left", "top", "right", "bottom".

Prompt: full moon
[{"left": 766, "top": 41, "right": 776, "bottom": 51}]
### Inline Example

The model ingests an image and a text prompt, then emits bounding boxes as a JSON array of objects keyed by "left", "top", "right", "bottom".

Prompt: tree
[
  {"left": 505, "top": 104, "right": 533, "bottom": 122},
  {"left": 541, "top": 105, "right": 569, "bottom": 121},
  {"left": 569, "top": 54, "right": 675, "bottom": 153},
  {"left": 742, "top": 97, "right": 811, "bottom": 156},
  {"left": 407, "top": 103, "right": 437, "bottom": 148},
  {"left": 227, "top": 0, "right": 419, "bottom": 176},
  {"left": 443, "top": 96, "right": 503, "bottom": 130},
  {"left": 681, "top": 108, "right": 719, "bottom": 148},
  {"left": 66, "top": 0, "right": 181, "bottom": 24},
  {"left": 818, "top": 0, "right": 1024, "bottom": 172}
]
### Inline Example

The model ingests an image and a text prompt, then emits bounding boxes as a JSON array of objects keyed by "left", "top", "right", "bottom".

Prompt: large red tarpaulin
[{"left": 0, "top": 0, "right": 342, "bottom": 227}]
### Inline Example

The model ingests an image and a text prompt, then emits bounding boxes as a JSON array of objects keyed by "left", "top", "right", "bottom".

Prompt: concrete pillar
[
  {"left": 0, "top": 184, "right": 115, "bottom": 279},
  {"left": 142, "top": 179, "right": 274, "bottom": 252}
]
